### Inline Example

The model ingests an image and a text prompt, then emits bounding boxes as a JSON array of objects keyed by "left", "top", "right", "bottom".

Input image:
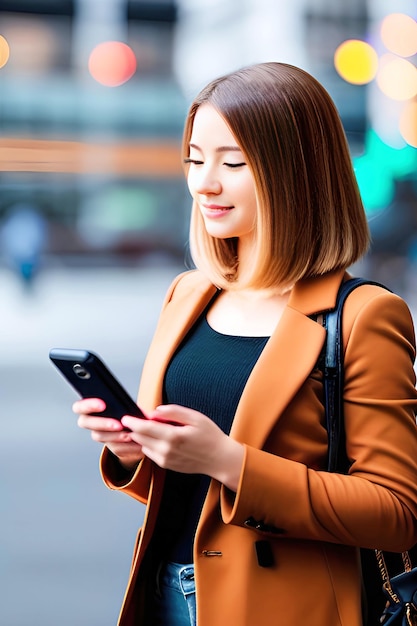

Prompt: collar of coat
[{"left": 137, "top": 269, "right": 347, "bottom": 447}]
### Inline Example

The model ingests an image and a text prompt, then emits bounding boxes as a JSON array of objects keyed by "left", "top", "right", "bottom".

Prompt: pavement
[{"left": 0, "top": 263, "right": 182, "bottom": 626}]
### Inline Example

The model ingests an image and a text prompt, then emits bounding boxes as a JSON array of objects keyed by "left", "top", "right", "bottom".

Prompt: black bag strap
[
  {"left": 320, "top": 278, "right": 417, "bottom": 625},
  {"left": 322, "top": 277, "right": 389, "bottom": 472}
]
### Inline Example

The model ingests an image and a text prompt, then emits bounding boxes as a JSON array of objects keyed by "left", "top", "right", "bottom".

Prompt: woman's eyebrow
[{"left": 189, "top": 143, "right": 243, "bottom": 153}]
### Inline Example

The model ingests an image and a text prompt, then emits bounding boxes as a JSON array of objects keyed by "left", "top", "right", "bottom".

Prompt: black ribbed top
[{"left": 153, "top": 315, "right": 269, "bottom": 563}]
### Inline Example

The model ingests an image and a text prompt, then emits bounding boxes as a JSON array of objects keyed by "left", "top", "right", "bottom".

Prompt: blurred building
[
  {"left": 0, "top": 0, "right": 188, "bottom": 267},
  {"left": 0, "top": 0, "right": 416, "bottom": 272},
  {"left": 174, "top": 0, "right": 367, "bottom": 145}
]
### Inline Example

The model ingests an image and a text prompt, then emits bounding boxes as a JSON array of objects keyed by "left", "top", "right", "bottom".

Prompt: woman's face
[{"left": 186, "top": 104, "right": 258, "bottom": 245}]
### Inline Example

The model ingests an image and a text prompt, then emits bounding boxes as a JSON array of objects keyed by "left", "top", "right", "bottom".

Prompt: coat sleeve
[{"left": 220, "top": 291, "right": 417, "bottom": 552}]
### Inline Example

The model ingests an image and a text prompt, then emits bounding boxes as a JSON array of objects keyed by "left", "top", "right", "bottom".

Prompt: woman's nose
[{"left": 194, "top": 167, "right": 222, "bottom": 195}]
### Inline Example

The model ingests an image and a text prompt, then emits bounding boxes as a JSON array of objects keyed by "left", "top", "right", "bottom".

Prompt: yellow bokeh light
[
  {"left": 377, "top": 54, "right": 417, "bottom": 101},
  {"left": 399, "top": 101, "right": 417, "bottom": 147},
  {"left": 0, "top": 35, "right": 10, "bottom": 69},
  {"left": 381, "top": 13, "right": 417, "bottom": 58},
  {"left": 334, "top": 40, "right": 379, "bottom": 85}
]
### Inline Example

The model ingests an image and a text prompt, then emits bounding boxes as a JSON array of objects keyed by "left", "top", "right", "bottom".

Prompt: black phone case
[{"left": 49, "top": 348, "right": 145, "bottom": 421}]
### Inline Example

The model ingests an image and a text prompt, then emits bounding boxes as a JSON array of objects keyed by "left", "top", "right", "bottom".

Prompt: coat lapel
[
  {"left": 230, "top": 269, "right": 346, "bottom": 446},
  {"left": 230, "top": 307, "right": 325, "bottom": 447},
  {"left": 137, "top": 272, "right": 218, "bottom": 411},
  {"left": 138, "top": 269, "right": 346, "bottom": 446}
]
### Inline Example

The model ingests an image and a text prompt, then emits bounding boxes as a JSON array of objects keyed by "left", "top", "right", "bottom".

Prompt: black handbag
[{"left": 321, "top": 277, "right": 417, "bottom": 626}]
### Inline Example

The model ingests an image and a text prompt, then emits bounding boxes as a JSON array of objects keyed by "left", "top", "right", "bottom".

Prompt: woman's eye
[
  {"left": 224, "top": 162, "right": 246, "bottom": 168},
  {"left": 183, "top": 158, "right": 246, "bottom": 168},
  {"left": 184, "top": 158, "right": 203, "bottom": 165}
]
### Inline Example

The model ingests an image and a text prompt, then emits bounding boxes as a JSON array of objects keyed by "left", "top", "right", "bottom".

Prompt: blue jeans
[{"left": 152, "top": 561, "right": 196, "bottom": 626}]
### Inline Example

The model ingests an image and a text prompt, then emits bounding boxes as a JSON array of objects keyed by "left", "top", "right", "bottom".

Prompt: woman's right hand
[{"left": 74, "top": 398, "right": 145, "bottom": 471}]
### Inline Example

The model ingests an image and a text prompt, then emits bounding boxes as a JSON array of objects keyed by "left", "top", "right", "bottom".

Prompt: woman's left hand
[{"left": 121, "top": 405, "right": 244, "bottom": 492}]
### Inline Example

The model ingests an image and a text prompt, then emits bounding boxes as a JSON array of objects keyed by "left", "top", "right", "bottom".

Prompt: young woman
[{"left": 75, "top": 62, "right": 417, "bottom": 626}]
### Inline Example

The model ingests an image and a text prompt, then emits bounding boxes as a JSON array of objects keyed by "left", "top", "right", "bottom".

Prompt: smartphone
[{"left": 49, "top": 348, "right": 146, "bottom": 421}]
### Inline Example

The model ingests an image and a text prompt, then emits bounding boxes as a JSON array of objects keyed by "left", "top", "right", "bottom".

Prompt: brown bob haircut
[{"left": 182, "top": 62, "right": 370, "bottom": 290}]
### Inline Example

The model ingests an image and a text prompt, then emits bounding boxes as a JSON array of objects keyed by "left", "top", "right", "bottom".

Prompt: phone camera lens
[{"left": 73, "top": 364, "right": 91, "bottom": 379}]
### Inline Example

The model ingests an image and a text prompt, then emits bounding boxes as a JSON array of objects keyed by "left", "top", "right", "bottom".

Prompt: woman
[{"left": 75, "top": 62, "right": 417, "bottom": 626}]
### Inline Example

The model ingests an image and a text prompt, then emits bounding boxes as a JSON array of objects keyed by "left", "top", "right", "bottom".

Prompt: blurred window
[
  {"left": 307, "top": 0, "right": 366, "bottom": 17},
  {"left": 127, "top": 1, "right": 177, "bottom": 23},
  {"left": 127, "top": 1, "right": 178, "bottom": 78},
  {"left": 0, "top": 1, "right": 74, "bottom": 15},
  {"left": 303, "top": 1, "right": 369, "bottom": 151},
  {"left": 0, "top": 9, "right": 72, "bottom": 74},
  {"left": 305, "top": 3, "right": 368, "bottom": 66}
]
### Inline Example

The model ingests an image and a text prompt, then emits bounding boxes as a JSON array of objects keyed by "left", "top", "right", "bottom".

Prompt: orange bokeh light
[
  {"left": 0, "top": 35, "right": 10, "bottom": 69},
  {"left": 380, "top": 13, "right": 417, "bottom": 58},
  {"left": 399, "top": 101, "right": 417, "bottom": 147},
  {"left": 377, "top": 54, "right": 417, "bottom": 101},
  {"left": 88, "top": 41, "right": 136, "bottom": 87}
]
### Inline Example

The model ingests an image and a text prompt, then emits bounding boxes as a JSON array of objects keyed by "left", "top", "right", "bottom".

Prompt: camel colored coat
[{"left": 101, "top": 269, "right": 417, "bottom": 626}]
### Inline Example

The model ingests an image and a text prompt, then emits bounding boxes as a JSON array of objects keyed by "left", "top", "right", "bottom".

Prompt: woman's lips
[{"left": 202, "top": 203, "right": 234, "bottom": 216}]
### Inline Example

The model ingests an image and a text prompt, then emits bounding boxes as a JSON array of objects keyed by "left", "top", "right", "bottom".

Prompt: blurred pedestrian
[
  {"left": 1, "top": 203, "right": 47, "bottom": 288},
  {"left": 74, "top": 62, "right": 417, "bottom": 626}
]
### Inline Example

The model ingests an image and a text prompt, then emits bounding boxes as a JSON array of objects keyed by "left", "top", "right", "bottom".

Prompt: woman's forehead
[{"left": 190, "top": 104, "right": 242, "bottom": 149}]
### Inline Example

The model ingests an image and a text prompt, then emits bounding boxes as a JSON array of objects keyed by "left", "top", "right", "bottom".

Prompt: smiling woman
[{"left": 71, "top": 62, "right": 417, "bottom": 626}]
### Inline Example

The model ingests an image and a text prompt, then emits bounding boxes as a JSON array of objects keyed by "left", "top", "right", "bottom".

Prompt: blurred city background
[{"left": 1, "top": 1, "right": 416, "bottom": 624}]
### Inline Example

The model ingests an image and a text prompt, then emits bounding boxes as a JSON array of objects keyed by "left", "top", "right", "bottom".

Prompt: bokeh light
[
  {"left": 354, "top": 129, "right": 417, "bottom": 213},
  {"left": 334, "top": 40, "right": 378, "bottom": 85},
  {"left": 371, "top": 127, "right": 417, "bottom": 179},
  {"left": 380, "top": 13, "right": 417, "bottom": 58},
  {"left": 399, "top": 101, "right": 417, "bottom": 148},
  {"left": 376, "top": 54, "right": 417, "bottom": 101},
  {"left": 354, "top": 153, "right": 394, "bottom": 213},
  {"left": 0, "top": 35, "right": 10, "bottom": 69},
  {"left": 369, "top": 93, "right": 406, "bottom": 149},
  {"left": 88, "top": 41, "right": 137, "bottom": 87}
]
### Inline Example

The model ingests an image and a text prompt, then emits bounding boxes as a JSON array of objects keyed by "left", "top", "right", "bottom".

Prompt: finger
[
  {"left": 77, "top": 414, "right": 124, "bottom": 431},
  {"left": 90, "top": 429, "right": 133, "bottom": 444},
  {"left": 121, "top": 415, "right": 159, "bottom": 433},
  {"left": 149, "top": 405, "right": 198, "bottom": 426},
  {"left": 72, "top": 398, "right": 106, "bottom": 415},
  {"left": 121, "top": 414, "right": 185, "bottom": 435}
]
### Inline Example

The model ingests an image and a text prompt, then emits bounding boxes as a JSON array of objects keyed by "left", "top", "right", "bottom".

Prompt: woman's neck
[{"left": 206, "top": 286, "right": 291, "bottom": 337}]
